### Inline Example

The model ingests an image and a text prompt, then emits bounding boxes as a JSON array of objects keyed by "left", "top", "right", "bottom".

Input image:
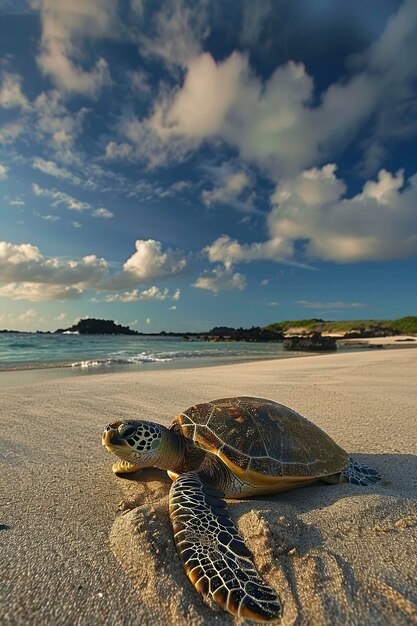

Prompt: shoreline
[
  {"left": 1, "top": 348, "right": 417, "bottom": 625},
  {"left": 0, "top": 334, "right": 416, "bottom": 376}
]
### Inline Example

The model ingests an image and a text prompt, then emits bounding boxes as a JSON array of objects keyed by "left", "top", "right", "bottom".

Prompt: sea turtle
[{"left": 102, "top": 396, "right": 380, "bottom": 622}]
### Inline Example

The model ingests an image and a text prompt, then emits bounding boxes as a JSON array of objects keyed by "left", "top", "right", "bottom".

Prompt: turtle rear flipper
[
  {"left": 341, "top": 458, "right": 381, "bottom": 486},
  {"left": 169, "top": 473, "right": 282, "bottom": 622}
]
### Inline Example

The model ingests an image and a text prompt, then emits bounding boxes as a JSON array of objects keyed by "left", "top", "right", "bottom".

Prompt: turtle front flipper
[
  {"left": 341, "top": 458, "right": 381, "bottom": 486},
  {"left": 112, "top": 459, "right": 144, "bottom": 474},
  {"left": 169, "top": 473, "right": 282, "bottom": 622}
]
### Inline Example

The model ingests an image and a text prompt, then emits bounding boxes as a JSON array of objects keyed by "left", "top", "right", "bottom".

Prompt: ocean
[{"left": 0, "top": 332, "right": 299, "bottom": 374}]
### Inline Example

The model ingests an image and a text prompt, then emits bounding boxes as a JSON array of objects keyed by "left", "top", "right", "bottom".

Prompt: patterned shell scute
[{"left": 180, "top": 397, "right": 349, "bottom": 478}]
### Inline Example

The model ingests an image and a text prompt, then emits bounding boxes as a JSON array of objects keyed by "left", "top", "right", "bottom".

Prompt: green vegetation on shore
[{"left": 264, "top": 316, "right": 417, "bottom": 335}]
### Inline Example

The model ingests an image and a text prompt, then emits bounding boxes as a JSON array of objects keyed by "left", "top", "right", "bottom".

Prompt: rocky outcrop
[
  {"left": 283, "top": 332, "right": 337, "bottom": 352},
  {"left": 206, "top": 326, "right": 283, "bottom": 342}
]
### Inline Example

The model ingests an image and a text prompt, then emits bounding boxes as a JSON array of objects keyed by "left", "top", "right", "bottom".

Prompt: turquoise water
[{"left": 0, "top": 332, "right": 294, "bottom": 373}]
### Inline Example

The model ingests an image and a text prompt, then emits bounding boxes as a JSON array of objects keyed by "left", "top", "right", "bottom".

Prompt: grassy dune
[{"left": 264, "top": 316, "right": 417, "bottom": 335}]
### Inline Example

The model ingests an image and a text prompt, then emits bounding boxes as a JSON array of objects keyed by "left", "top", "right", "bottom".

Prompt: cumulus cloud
[
  {"left": 0, "top": 241, "right": 108, "bottom": 301},
  {"left": 120, "top": 239, "right": 187, "bottom": 283},
  {"left": 0, "top": 283, "right": 84, "bottom": 301},
  {"left": 0, "top": 164, "right": 8, "bottom": 180},
  {"left": 151, "top": 52, "right": 247, "bottom": 140},
  {"left": 0, "top": 238, "right": 187, "bottom": 301},
  {"left": 32, "top": 0, "right": 114, "bottom": 96},
  {"left": 268, "top": 165, "right": 417, "bottom": 262},
  {"left": 193, "top": 266, "right": 247, "bottom": 293},
  {"left": 206, "top": 165, "right": 417, "bottom": 266}
]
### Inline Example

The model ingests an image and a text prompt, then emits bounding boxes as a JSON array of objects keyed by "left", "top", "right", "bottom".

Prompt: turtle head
[{"left": 102, "top": 419, "right": 163, "bottom": 468}]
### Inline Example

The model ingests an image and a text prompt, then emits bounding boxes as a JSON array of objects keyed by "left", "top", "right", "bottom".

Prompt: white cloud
[
  {"left": 206, "top": 165, "right": 417, "bottom": 266},
  {"left": 9, "top": 198, "right": 25, "bottom": 207},
  {"left": 0, "top": 241, "right": 107, "bottom": 301},
  {"left": 122, "top": 1, "right": 417, "bottom": 176},
  {"left": 0, "top": 164, "right": 9, "bottom": 180},
  {"left": 351, "top": 1, "right": 417, "bottom": 172},
  {"left": 137, "top": 0, "right": 208, "bottom": 68},
  {"left": 169, "top": 180, "right": 191, "bottom": 194},
  {"left": 32, "top": 157, "right": 82, "bottom": 186},
  {"left": 92, "top": 207, "right": 114, "bottom": 219},
  {"left": 0, "top": 283, "right": 84, "bottom": 301},
  {"left": 105, "top": 286, "right": 171, "bottom": 303},
  {"left": 205, "top": 234, "right": 292, "bottom": 269},
  {"left": 0, "top": 121, "right": 25, "bottom": 144},
  {"left": 0, "top": 72, "right": 29, "bottom": 109},
  {"left": 36, "top": 213, "right": 61, "bottom": 222},
  {"left": 268, "top": 165, "right": 417, "bottom": 262},
  {"left": 102, "top": 141, "right": 134, "bottom": 161},
  {"left": 121, "top": 239, "right": 187, "bottom": 283},
  {"left": 18, "top": 309, "right": 38, "bottom": 323},
  {"left": 0, "top": 238, "right": 189, "bottom": 302},
  {"left": 202, "top": 169, "right": 251, "bottom": 209},
  {"left": 32, "top": 0, "right": 114, "bottom": 96},
  {"left": 127, "top": 69, "right": 151, "bottom": 95},
  {"left": 33, "top": 90, "right": 88, "bottom": 156},
  {"left": 119, "top": 116, "right": 191, "bottom": 169},
  {"left": 150, "top": 52, "right": 247, "bottom": 140},
  {"left": 193, "top": 265, "right": 247, "bottom": 293},
  {"left": 32, "top": 183, "right": 90, "bottom": 212}
]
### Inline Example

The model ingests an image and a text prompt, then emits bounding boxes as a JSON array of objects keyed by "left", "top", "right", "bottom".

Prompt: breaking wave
[{"left": 71, "top": 353, "right": 173, "bottom": 368}]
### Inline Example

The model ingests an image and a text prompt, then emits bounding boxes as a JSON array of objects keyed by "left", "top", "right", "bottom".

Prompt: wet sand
[{"left": 1, "top": 349, "right": 416, "bottom": 625}]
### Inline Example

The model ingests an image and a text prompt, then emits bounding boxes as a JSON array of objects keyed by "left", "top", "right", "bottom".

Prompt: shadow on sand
[{"left": 108, "top": 453, "right": 417, "bottom": 625}]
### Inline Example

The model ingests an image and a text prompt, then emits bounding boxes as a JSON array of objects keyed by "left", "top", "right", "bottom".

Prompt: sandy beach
[{"left": 1, "top": 349, "right": 417, "bottom": 626}]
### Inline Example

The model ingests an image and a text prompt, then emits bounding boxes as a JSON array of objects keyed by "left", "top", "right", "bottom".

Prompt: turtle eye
[{"left": 122, "top": 426, "right": 136, "bottom": 438}]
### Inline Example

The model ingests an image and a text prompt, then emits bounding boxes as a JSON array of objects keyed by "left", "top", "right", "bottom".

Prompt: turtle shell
[{"left": 174, "top": 396, "right": 348, "bottom": 480}]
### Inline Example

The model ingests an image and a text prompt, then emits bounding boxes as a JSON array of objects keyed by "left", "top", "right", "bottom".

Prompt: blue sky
[{"left": 1, "top": 0, "right": 417, "bottom": 332}]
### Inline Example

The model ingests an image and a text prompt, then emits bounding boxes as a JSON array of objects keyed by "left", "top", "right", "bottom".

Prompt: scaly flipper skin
[
  {"left": 341, "top": 458, "right": 381, "bottom": 486},
  {"left": 169, "top": 473, "right": 282, "bottom": 622},
  {"left": 112, "top": 459, "right": 143, "bottom": 474}
]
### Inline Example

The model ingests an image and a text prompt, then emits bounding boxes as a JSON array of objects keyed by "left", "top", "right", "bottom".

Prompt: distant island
[
  {"left": 56, "top": 318, "right": 140, "bottom": 335},
  {"left": 51, "top": 315, "right": 417, "bottom": 352},
  {"left": 52, "top": 315, "right": 417, "bottom": 339},
  {"left": 2, "top": 316, "right": 417, "bottom": 348}
]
